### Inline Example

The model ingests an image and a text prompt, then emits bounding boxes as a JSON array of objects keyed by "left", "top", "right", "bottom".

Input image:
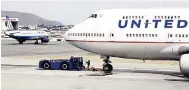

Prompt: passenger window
[
  {"left": 142, "top": 16, "right": 144, "bottom": 19},
  {"left": 174, "top": 16, "right": 177, "bottom": 19},
  {"left": 126, "top": 34, "right": 128, "bottom": 37},
  {"left": 83, "top": 33, "right": 85, "bottom": 36},
  {"left": 123, "top": 16, "right": 125, "bottom": 19},
  {"left": 91, "top": 33, "right": 93, "bottom": 36},
  {"left": 110, "top": 33, "right": 113, "bottom": 37},
  {"left": 164, "top": 16, "right": 167, "bottom": 19},
  {"left": 86, "top": 33, "right": 88, "bottom": 36},
  {"left": 145, "top": 34, "right": 148, "bottom": 37},
  {"left": 152, "top": 34, "right": 154, "bottom": 37},
  {"left": 179, "top": 34, "right": 181, "bottom": 37},
  {"left": 182, "top": 34, "right": 184, "bottom": 37},
  {"left": 155, "top": 34, "right": 157, "bottom": 37},
  {"left": 169, "top": 34, "right": 172, "bottom": 37},
  {"left": 149, "top": 34, "right": 151, "bottom": 37},
  {"left": 94, "top": 33, "right": 96, "bottom": 36}
]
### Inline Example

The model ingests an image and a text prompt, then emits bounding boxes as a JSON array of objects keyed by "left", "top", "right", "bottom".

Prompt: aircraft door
[
  {"left": 109, "top": 32, "right": 115, "bottom": 41},
  {"left": 166, "top": 33, "right": 174, "bottom": 43}
]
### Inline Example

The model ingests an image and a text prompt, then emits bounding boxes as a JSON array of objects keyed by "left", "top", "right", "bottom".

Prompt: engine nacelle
[
  {"left": 180, "top": 54, "right": 189, "bottom": 75},
  {"left": 41, "top": 37, "right": 49, "bottom": 43}
]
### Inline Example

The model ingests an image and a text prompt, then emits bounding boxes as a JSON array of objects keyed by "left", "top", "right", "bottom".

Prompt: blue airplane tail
[{"left": 6, "top": 16, "right": 14, "bottom": 30}]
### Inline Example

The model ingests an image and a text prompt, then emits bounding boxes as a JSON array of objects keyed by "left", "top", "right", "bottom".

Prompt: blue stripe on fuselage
[{"left": 13, "top": 36, "right": 45, "bottom": 40}]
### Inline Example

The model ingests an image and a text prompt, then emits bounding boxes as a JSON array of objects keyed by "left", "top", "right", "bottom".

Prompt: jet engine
[
  {"left": 180, "top": 54, "right": 189, "bottom": 75},
  {"left": 41, "top": 37, "right": 49, "bottom": 43}
]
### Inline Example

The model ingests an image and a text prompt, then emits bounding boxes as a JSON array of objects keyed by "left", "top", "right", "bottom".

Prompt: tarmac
[{"left": 1, "top": 40, "right": 189, "bottom": 90}]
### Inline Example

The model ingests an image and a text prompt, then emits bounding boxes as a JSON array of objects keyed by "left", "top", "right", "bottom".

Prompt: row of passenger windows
[
  {"left": 68, "top": 33, "right": 188, "bottom": 38},
  {"left": 126, "top": 34, "right": 158, "bottom": 37},
  {"left": 170, "top": 34, "right": 188, "bottom": 38},
  {"left": 123, "top": 16, "right": 144, "bottom": 19},
  {"left": 122, "top": 16, "right": 181, "bottom": 19},
  {"left": 154, "top": 16, "right": 180, "bottom": 19},
  {"left": 68, "top": 33, "right": 105, "bottom": 37}
]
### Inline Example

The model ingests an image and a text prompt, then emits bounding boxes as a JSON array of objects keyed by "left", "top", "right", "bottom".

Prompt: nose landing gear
[{"left": 102, "top": 56, "right": 113, "bottom": 73}]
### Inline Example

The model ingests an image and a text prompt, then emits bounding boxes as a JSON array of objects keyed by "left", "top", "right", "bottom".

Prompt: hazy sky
[{"left": 1, "top": 0, "right": 189, "bottom": 25}]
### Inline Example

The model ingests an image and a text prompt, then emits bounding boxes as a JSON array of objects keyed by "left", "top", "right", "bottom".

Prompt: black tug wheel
[
  {"left": 60, "top": 63, "right": 69, "bottom": 70},
  {"left": 43, "top": 62, "right": 51, "bottom": 69},
  {"left": 103, "top": 64, "right": 113, "bottom": 72}
]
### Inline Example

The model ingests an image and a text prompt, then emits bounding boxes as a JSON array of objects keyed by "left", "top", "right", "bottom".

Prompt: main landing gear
[
  {"left": 34, "top": 40, "right": 39, "bottom": 44},
  {"left": 18, "top": 40, "right": 25, "bottom": 44},
  {"left": 19, "top": 41, "right": 23, "bottom": 44},
  {"left": 102, "top": 56, "right": 113, "bottom": 73}
]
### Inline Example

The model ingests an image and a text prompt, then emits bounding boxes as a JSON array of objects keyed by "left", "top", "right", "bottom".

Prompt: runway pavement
[
  {"left": 2, "top": 61, "right": 189, "bottom": 90},
  {"left": 1, "top": 40, "right": 89, "bottom": 57},
  {"left": 1, "top": 40, "right": 189, "bottom": 90}
]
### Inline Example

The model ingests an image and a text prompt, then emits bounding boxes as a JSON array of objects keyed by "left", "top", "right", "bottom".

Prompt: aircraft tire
[
  {"left": 19, "top": 41, "right": 23, "bottom": 44},
  {"left": 103, "top": 64, "right": 113, "bottom": 72}
]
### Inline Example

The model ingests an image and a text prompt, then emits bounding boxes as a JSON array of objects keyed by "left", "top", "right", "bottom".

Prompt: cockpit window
[{"left": 89, "top": 14, "right": 97, "bottom": 18}]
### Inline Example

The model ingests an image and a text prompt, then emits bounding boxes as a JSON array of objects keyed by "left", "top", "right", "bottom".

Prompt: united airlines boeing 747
[{"left": 63, "top": 8, "right": 189, "bottom": 76}]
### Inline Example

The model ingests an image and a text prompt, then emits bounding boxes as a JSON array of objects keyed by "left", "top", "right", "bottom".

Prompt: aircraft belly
[{"left": 69, "top": 41, "right": 180, "bottom": 60}]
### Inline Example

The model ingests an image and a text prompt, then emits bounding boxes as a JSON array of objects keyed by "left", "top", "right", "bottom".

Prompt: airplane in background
[
  {"left": 4, "top": 16, "right": 50, "bottom": 44},
  {"left": 4, "top": 30, "right": 50, "bottom": 44},
  {"left": 63, "top": 8, "right": 189, "bottom": 76}
]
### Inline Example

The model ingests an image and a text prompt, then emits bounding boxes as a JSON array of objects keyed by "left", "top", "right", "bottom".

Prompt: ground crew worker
[{"left": 86, "top": 60, "right": 90, "bottom": 69}]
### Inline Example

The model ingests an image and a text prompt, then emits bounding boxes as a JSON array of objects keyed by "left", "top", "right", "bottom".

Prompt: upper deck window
[{"left": 89, "top": 14, "right": 97, "bottom": 18}]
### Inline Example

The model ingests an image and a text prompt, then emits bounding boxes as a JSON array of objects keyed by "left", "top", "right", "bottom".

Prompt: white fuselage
[
  {"left": 5, "top": 30, "right": 49, "bottom": 40},
  {"left": 63, "top": 9, "right": 189, "bottom": 60}
]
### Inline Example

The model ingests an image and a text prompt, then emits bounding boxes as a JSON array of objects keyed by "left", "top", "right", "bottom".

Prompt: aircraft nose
[
  {"left": 63, "top": 31, "right": 69, "bottom": 41},
  {"left": 63, "top": 26, "right": 75, "bottom": 41}
]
